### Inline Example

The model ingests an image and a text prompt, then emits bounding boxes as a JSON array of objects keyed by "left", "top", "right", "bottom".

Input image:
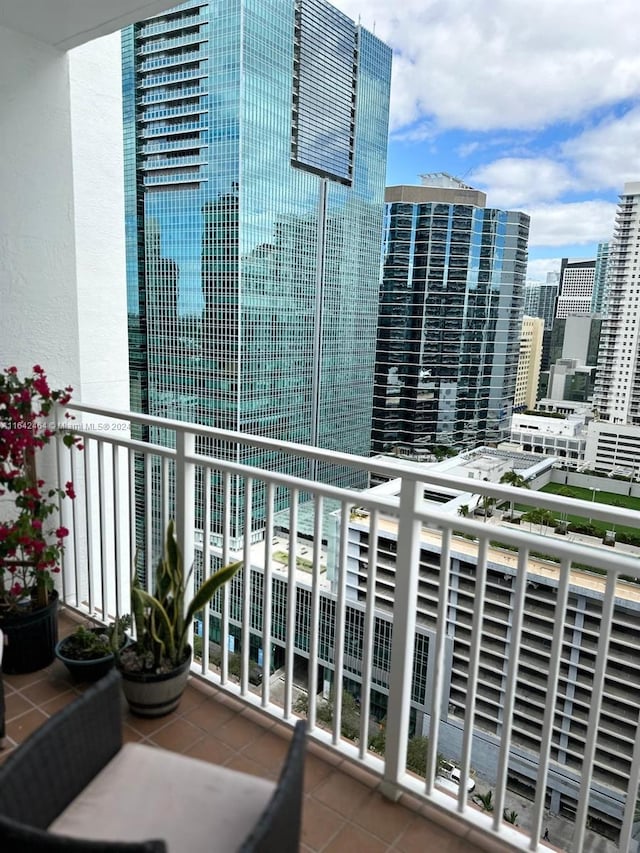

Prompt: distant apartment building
[
  {"left": 372, "top": 174, "right": 529, "bottom": 455},
  {"left": 594, "top": 182, "right": 640, "bottom": 424},
  {"left": 556, "top": 257, "right": 596, "bottom": 319},
  {"left": 514, "top": 316, "right": 544, "bottom": 410},
  {"left": 592, "top": 242, "right": 609, "bottom": 313},
  {"left": 343, "top": 456, "right": 638, "bottom": 844}
]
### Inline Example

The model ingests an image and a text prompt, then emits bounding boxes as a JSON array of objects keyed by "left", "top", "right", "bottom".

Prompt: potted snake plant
[{"left": 116, "top": 520, "right": 241, "bottom": 717}]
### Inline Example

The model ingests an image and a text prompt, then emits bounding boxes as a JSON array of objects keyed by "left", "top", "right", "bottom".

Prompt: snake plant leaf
[
  {"left": 134, "top": 586, "right": 175, "bottom": 661},
  {"left": 185, "top": 560, "right": 243, "bottom": 626}
]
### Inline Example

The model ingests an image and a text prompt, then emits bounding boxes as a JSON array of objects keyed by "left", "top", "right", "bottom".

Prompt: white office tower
[
  {"left": 556, "top": 258, "right": 596, "bottom": 318},
  {"left": 594, "top": 182, "right": 640, "bottom": 423}
]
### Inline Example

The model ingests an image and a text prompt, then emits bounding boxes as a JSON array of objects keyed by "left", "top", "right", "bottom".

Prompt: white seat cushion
[{"left": 49, "top": 742, "right": 275, "bottom": 852}]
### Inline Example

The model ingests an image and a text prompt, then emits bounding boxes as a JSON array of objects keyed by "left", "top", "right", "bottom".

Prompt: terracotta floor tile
[
  {"left": 340, "top": 759, "right": 381, "bottom": 790},
  {"left": 183, "top": 697, "right": 236, "bottom": 732},
  {"left": 20, "top": 676, "right": 74, "bottom": 706},
  {"left": 224, "top": 752, "right": 276, "bottom": 780},
  {"left": 122, "top": 723, "right": 145, "bottom": 744},
  {"left": 6, "top": 708, "right": 49, "bottom": 744},
  {"left": 149, "top": 717, "right": 203, "bottom": 753},
  {"left": 351, "top": 791, "right": 415, "bottom": 844},
  {"left": 216, "top": 714, "right": 265, "bottom": 750},
  {"left": 4, "top": 691, "right": 35, "bottom": 721},
  {"left": 323, "top": 823, "right": 389, "bottom": 853},
  {"left": 184, "top": 734, "right": 234, "bottom": 766},
  {"left": 41, "top": 689, "right": 81, "bottom": 716},
  {"left": 124, "top": 710, "right": 179, "bottom": 737},
  {"left": 173, "top": 681, "right": 207, "bottom": 714},
  {"left": 3, "top": 670, "right": 47, "bottom": 690},
  {"left": 395, "top": 815, "right": 468, "bottom": 853},
  {"left": 312, "top": 768, "right": 372, "bottom": 819},
  {"left": 301, "top": 796, "right": 345, "bottom": 850},
  {"left": 303, "top": 752, "right": 335, "bottom": 792},
  {"left": 242, "top": 728, "right": 290, "bottom": 769}
]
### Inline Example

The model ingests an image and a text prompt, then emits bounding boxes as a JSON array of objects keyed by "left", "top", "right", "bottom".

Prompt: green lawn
[
  {"left": 514, "top": 483, "right": 640, "bottom": 538},
  {"left": 541, "top": 482, "right": 640, "bottom": 511}
]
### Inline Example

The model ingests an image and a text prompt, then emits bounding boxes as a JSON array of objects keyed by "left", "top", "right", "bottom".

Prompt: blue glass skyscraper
[
  {"left": 372, "top": 175, "right": 530, "bottom": 453},
  {"left": 122, "top": 0, "right": 391, "bottom": 536}
]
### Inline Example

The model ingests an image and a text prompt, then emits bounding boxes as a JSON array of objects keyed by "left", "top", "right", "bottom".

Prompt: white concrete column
[{"left": 69, "top": 33, "right": 130, "bottom": 411}]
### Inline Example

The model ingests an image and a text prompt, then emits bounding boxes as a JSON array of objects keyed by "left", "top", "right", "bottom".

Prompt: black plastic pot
[
  {"left": 55, "top": 628, "right": 119, "bottom": 682},
  {"left": 0, "top": 591, "right": 59, "bottom": 674}
]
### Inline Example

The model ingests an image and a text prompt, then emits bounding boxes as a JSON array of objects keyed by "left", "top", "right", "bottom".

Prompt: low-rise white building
[
  {"left": 584, "top": 421, "right": 640, "bottom": 477},
  {"left": 507, "top": 412, "right": 588, "bottom": 462}
]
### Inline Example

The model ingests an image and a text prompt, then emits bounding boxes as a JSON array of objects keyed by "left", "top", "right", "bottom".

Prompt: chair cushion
[{"left": 49, "top": 743, "right": 275, "bottom": 853}]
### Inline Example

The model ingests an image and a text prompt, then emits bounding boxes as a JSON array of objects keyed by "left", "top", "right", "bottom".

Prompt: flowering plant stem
[{"left": 0, "top": 365, "right": 82, "bottom": 613}]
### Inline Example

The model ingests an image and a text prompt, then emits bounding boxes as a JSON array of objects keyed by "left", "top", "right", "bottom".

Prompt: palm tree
[
  {"left": 521, "top": 507, "right": 557, "bottom": 535},
  {"left": 480, "top": 494, "right": 496, "bottom": 521},
  {"left": 500, "top": 470, "right": 529, "bottom": 520},
  {"left": 458, "top": 503, "right": 470, "bottom": 518}
]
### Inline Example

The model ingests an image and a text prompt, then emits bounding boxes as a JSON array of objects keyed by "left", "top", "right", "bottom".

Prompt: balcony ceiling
[{"left": 0, "top": 0, "right": 180, "bottom": 51}]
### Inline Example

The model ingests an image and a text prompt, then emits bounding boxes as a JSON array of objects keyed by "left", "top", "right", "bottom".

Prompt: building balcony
[
  {"left": 3, "top": 404, "right": 638, "bottom": 852},
  {"left": 2, "top": 612, "right": 480, "bottom": 853},
  {"left": 137, "top": 32, "right": 207, "bottom": 55},
  {"left": 138, "top": 13, "right": 208, "bottom": 39}
]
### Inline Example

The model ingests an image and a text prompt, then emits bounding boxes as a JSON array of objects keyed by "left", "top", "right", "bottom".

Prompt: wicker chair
[{"left": 0, "top": 669, "right": 306, "bottom": 853}]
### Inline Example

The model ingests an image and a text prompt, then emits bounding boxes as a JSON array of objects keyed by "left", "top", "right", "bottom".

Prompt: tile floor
[{"left": 1, "top": 610, "right": 512, "bottom": 853}]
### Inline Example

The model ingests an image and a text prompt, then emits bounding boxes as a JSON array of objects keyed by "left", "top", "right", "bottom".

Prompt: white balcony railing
[{"left": 54, "top": 404, "right": 640, "bottom": 853}]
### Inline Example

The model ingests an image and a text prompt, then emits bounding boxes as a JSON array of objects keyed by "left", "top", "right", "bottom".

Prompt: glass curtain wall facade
[
  {"left": 523, "top": 278, "right": 559, "bottom": 370},
  {"left": 123, "top": 0, "right": 391, "bottom": 542},
  {"left": 372, "top": 191, "right": 529, "bottom": 453}
]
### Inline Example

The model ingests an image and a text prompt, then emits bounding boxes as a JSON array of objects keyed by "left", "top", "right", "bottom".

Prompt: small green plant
[
  {"left": 503, "top": 809, "right": 519, "bottom": 825},
  {"left": 61, "top": 616, "right": 131, "bottom": 661}
]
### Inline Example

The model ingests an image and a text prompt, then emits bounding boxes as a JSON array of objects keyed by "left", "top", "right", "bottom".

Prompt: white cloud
[
  {"left": 336, "top": 0, "right": 640, "bottom": 132},
  {"left": 526, "top": 258, "right": 562, "bottom": 282},
  {"left": 562, "top": 107, "right": 640, "bottom": 191},
  {"left": 469, "top": 158, "right": 573, "bottom": 207},
  {"left": 525, "top": 200, "right": 617, "bottom": 247}
]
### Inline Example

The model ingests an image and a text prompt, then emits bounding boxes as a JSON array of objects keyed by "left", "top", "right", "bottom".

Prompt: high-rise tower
[
  {"left": 523, "top": 274, "right": 559, "bottom": 371},
  {"left": 123, "top": 0, "right": 391, "bottom": 538},
  {"left": 372, "top": 174, "right": 530, "bottom": 454},
  {"left": 594, "top": 182, "right": 640, "bottom": 424},
  {"left": 592, "top": 242, "right": 609, "bottom": 314},
  {"left": 556, "top": 258, "right": 596, "bottom": 319}
]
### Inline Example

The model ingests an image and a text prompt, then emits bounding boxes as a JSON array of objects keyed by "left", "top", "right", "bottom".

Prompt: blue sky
[{"left": 335, "top": 0, "right": 640, "bottom": 280}]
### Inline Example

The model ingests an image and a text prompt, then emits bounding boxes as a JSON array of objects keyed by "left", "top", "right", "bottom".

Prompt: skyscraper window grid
[{"left": 122, "top": 0, "right": 391, "bottom": 547}]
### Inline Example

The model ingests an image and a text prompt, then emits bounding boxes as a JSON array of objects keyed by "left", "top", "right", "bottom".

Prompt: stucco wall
[{"left": 0, "top": 25, "right": 81, "bottom": 392}]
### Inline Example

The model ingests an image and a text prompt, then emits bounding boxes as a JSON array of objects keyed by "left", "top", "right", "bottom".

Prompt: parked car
[{"left": 436, "top": 761, "right": 475, "bottom": 793}]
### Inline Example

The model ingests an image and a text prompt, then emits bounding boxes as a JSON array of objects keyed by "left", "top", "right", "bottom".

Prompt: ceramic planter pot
[
  {"left": 0, "top": 590, "right": 59, "bottom": 674},
  {"left": 118, "top": 646, "right": 192, "bottom": 717}
]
